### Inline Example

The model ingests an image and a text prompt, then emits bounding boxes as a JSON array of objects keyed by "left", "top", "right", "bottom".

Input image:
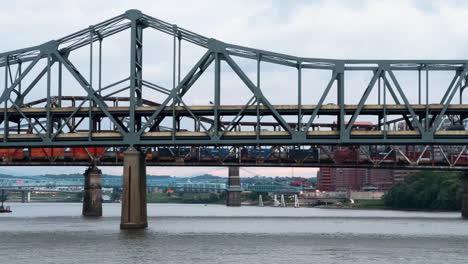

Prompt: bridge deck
[
  {"left": 2, "top": 104, "right": 468, "bottom": 117},
  {"left": 1, "top": 130, "right": 467, "bottom": 141}
]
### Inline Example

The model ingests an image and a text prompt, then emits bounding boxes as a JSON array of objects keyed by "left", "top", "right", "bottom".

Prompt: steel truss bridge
[{"left": 1, "top": 9, "right": 468, "bottom": 170}]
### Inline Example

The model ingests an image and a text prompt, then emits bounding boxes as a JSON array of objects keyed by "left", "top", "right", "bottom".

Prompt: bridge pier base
[
  {"left": 226, "top": 167, "right": 241, "bottom": 206},
  {"left": 463, "top": 172, "right": 468, "bottom": 219},
  {"left": 120, "top": 149, "right": 147, "bottom": 229},
  {"left": 82, "top": 166, "right": 102, "bottom": 217}
]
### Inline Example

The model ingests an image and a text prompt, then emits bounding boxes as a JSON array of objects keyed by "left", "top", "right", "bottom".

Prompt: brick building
[
  {"left": 317, "top": 167, "right": 415, "bottom": 192},
  {"left": 334, "top": 168, "right": 367, "bottom": 191},
  {"left": 317, "top": 167, "right": 334, "bottom": 191}
]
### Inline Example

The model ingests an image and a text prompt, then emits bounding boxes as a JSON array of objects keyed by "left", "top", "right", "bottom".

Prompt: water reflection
[
  {"left": 119, "top": 229, "right": 150, "bottom": 239},
  {"left": 1, "top": 203, "right": 468, "bottom": 264}
]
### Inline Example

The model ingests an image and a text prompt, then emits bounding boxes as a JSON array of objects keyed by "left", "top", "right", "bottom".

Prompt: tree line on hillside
[{"left": 383, "top": 171, "right": 463, "bottom": 211}]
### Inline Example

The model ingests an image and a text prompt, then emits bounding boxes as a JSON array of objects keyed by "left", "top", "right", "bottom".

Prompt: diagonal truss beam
[
  {"left": 54, "top": 52, "right": 128, "bottom": 134},
  {"left": 430, "top": 66, "right": 468, "bottom": 134},
  {"left": 387, "top": 70, "right": 425, "bottom": 134},
  {"left": 137, "top": 50, "right": 214, "bottom": 135},
  {"left": 345, "top": 69, "right": 381, "bottom": 133},
  {"left": 0, "top": 55, "right": 41, "bottom": 104},
  {"left": 381, "top": 74, "right": 415, "bottom": 130},
  {"left": 304, "top": 72, "right": 338, "bottom": 132},
  {"left": 223, "top": 53, "right": 295, "bottom": 135},
  {"left": 7, "top": 98, "right": 46, "bottom": 140},
  {"left": 219, "top": 96, "right": 257, "bottom": 138},
  {"left": 440, "top": 71, "right": 461, "bottom": 105},
  {"left": 14, "top": 61, "right": 56, "bottom": 106}
]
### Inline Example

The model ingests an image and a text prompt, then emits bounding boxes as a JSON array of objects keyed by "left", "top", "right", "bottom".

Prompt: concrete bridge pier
[
  {"left": 463, "top": 172, "right": 468, "bottom": 219},
  {"left": 226, "top": 167, "right": 241, "bottom": 206},
  {"left": 82, "top": 166, "right": 102, "bottom": 217},
  {"left": 21, "top": 191, "right": 26, "bottom": 203},
  {"left": 120, "top": 148, "right": 148, "bottom": 229},
  {"left": 20, "top": 191, "right": 30, "bottom": 203}
]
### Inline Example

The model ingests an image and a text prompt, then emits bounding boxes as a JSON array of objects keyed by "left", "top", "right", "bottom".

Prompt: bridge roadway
[
  {"left": 2, "top": 144, "right": 468, "bottom": 170},
  {"left": 2, "top": 130, "right": 468, "bottom": 141},
  {"left": 3, "top": 104, "right": 468, "bottom": 116},
  {"left": 1, "top": 103, "right": 468, "bottom": 148}
]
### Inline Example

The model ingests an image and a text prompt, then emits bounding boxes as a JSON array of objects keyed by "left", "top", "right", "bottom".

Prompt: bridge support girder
[
  {"left": 82, "top": 166, "right": 102, "bottom": 217},
  {"left": 463, "top": 171, "right": 468, "bottom": 219},
  {"left": 120, "top": 148, "right": 147, "bottom": 229},
  {"left": 226, "top": 166, "right": 241, "bottom": 206}
]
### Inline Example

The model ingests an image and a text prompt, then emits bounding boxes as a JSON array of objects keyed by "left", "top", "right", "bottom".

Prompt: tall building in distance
[
  {"left": 317, "top": 167, "right": 334, "bottom": 191},
  {"left": 317, "top": 167, "right": 416, "bottom": 192},
  {"left": 334, "top": 168, "right": 367, "bottom": 191}
]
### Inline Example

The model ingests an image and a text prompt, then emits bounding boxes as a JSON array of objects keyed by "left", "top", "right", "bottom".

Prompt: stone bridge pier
[
  {"left": 21, "top": 191, "right": 30, "bottom": 203},
  {"left": 226, "top": 167, "right": 242, "bottom": 206},
  {"left": 120, "top": 148, "right": 147, "bottom": 229},
  {"left": 463, "top": 171, "right": 468, "bottom": 219},
  {"left": 82, "top": 166, "right": 102, "bottom": 217}
]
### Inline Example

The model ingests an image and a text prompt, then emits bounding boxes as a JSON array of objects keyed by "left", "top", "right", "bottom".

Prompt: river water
[{"left": 1, "top": 203, "right": 468, "bottom": 263}]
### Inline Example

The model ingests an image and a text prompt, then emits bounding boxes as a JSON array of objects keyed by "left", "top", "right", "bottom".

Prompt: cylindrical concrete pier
[
  {"left": 462, "top": 172, "right": 468, "bottom": 219},
  {"left": 82, "top": 166, "right": 102, "bottom": 217},
  {"left": 120, "top": 148, "right": 148, "bottom": 229},
  {"left": 226, "top": 166, "right": 241, "bottom": 206}
]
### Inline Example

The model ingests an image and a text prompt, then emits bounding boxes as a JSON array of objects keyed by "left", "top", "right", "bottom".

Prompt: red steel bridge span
[{"left": 1, "top": 9, "right": 468, "bottom": 227}]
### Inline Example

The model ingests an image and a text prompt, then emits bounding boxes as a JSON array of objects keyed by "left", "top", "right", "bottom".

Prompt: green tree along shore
[{"left": 383, "top": 171, "right": 463, "bottom": 211}]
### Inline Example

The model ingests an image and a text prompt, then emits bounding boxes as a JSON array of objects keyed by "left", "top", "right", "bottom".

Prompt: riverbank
[
  {"left": 351, "top": 199, "right": 388, "bottom": 209},
  {"left": 146, "top": 192, "right": 225, "bottom": 204},
  {"left": 325, "top": 199, "right": 458, "bottom": 212},
  {"left": 2, "top": 199, "right": 460, "bottom": 214},
  {"left": 3, "top": 193, "right": 459, "bottom": 213}
]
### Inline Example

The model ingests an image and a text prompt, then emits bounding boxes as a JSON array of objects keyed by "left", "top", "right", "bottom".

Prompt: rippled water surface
[{"left": 1, "top": 203, "right": 468, "bottom": 263}]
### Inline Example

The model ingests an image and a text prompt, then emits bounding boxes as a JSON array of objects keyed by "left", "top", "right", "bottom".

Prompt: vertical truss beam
[
  {"left": 336, "top": 62, "right": 345, "bottom": 141},
  {"left": 297, "top": 60, "right": 302, "bottom": 131},
  {"left": 129, "top": 16, "right": 143, "bottom": 133},
  {"left": 46, "top": 55, "right": 52, "bottom": 138},
  {"left": 214, "top": 52, "right": 221, "bottom": 138}
]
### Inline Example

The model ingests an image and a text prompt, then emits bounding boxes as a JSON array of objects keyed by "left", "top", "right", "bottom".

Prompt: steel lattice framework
[{"left": 1, "top": 9, "right": 468, "bottom": 169}]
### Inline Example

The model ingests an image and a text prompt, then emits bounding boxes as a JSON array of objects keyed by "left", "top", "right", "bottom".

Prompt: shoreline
[{"left": 3, "top": 200, "right": 459, "bottom": 213}]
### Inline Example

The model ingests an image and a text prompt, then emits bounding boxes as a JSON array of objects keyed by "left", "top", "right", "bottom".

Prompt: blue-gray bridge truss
[{"left": 1, "top": 10, "right": 468, "bottom": 170}]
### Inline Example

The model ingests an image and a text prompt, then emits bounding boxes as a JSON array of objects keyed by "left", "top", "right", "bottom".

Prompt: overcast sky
[{"left": 0, "top": 0, "right": 467, "bottom": 177}]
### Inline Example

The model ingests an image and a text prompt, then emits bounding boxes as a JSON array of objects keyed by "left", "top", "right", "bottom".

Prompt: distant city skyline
[{"left": 0, "top": 166, "right": 318, "bottom": 178}]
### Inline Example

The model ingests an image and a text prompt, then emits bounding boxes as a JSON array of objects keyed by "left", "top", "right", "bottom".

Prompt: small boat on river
[{"left": 0, "top": 205, "right": 12, "bottom": 213}]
